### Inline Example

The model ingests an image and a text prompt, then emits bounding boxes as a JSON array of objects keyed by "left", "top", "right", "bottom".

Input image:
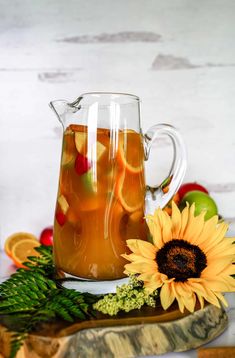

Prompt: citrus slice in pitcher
[
  {"left": 115, "top": 171, "right": 145, "bottom": 212},
  {"left": 117, "top": 130, "right": 144, "bottom": 174}
]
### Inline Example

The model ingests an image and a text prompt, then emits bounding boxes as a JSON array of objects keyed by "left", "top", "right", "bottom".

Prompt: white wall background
[{"left": 0, "top": 0, "right": 235, "bottom": 248}]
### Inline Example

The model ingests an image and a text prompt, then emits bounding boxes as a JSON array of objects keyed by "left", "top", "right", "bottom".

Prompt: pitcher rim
[{"left": 78, "top": 92, "right": 140, "bottom": 101}]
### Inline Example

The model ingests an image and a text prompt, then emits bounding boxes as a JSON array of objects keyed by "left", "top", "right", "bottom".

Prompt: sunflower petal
[
  {"left": 124, "top": 261, "right": 156, "bottom": 274},
  {"left": 161, "top": 211, "right": 172, "bottom": 243},
  {"left": 179, "top": 203, "right": 189, "bottom": 238},
  {"left": 197, "top": 294, "right": 205, "bottom": 309},
  {"left": 146, "top": 216, "right": 163, "bottom": 249},
  {"left": 160, "top": 282, "right": 176, "bottom": 310},
  {"left": 196, "top": 215, "right": 218, "bottom": 248},
  {"left": 183, "top": 210, "right": 205, "bottom": 244},
  {"left": 181, "top": 293, "right": 196, "bottom": 313},
  {"left": 144, "top": 279, "right": 162, "bottom": 292},
  {"left": 214, "top": 292, "right": 228, "bottom": 307},
  {"left": 171, "top": 283, "right": 185, "bottom": 313},
  {"left": 171, "top": 202, "right": 182, "bottom": 238}
]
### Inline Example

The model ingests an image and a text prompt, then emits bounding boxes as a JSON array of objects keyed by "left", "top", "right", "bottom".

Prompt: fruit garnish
[
  {"left": 75, "top": 132, "right": 87, "bottom": 153},
  {"left": 179, "top": 190, "right": 218, "bottom": 220},
  {"left": 58, "top": 194, "right": 69, "bottom": 214},
  {"left": 55, "top": 211, "right": 67, "bottom": 226},
  {"left": 96, "top": 141, "right": 106, "bottom": 161},
  {"left": 74, "top": 153, "right": 91, "bottom": 175},
  {"left": 115, "top": 171, "right": 145, "bottom": 212},
  {"left": 80, "top": 170, "right": 97, "bottom": 193},
  {"left": 178, "top": 182, "right": 209, "bottom": 200},
  {"left": 39, "top": 227, "right": 53, "bottom": 246},
  {"left": 4, "top": 232, "right": 38, "bottom": 258},
  {"left": 62, "top": 130, "right": 76, "bottom": 166},
  {"left": 116, "top": 130, "right": 144, "bottom": 174},
  {"left": 11, "top": 239, "right": 40, "bottom": 268}
]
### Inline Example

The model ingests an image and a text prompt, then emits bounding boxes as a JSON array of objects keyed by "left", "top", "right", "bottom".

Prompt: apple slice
[
  {"left": 56, "top": 195, "right": 69, "bottom": 226},
  {"left": 75, "top": 132, "right": 87, "bottom": 153},
  {"left": 96, "top": 141, "right": 106, "bottom": 161},
  {"left": 58, "top": 195, "right": 69, "bottom": 214},
  {"left": 62, "top": 130, "right": 75, "bottom": 166},
  {"left": 81, "top": 170, "right": 97, "bottom": 193}
]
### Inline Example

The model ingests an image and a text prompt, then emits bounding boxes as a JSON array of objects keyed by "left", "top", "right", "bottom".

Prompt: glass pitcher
[{"left": 50, "top": 92, "right": 186, "bottom": 281}]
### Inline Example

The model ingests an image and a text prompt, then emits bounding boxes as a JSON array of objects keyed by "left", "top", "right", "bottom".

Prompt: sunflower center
[{"left": 156, "top": 239, "right": 207, "bottom": 282}]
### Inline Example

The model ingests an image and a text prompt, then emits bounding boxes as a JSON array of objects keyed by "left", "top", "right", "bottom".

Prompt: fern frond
[{"left": 0, "top": 244, "right": 99, "bottom": 358}]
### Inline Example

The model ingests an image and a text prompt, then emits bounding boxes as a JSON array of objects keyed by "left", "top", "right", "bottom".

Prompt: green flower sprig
[{"left": 93, "top": 275, "right": 158, "bottom": 316}]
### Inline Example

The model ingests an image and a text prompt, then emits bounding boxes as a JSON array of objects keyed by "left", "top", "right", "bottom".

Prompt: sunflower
[{"left": 122, "top": 202, "right": 235, "bottom": 313}]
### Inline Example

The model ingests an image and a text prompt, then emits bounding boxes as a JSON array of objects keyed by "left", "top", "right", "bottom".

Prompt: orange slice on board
[
  {"left": 11, "top": 239, "right": 41, "bottom": 269},
  {"left": 4, "top": 232, "right": 38, "bottom": 258},
  {"left": 115, "top": 171, "right": 145, "bottom": 212},
  {"left": 116, "top": 130, "right": 144, "bottom": 174}
]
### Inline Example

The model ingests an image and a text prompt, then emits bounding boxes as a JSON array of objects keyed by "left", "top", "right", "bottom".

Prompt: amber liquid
[{"left": 53, "top": 124, "right": 147, "bottom": 280}]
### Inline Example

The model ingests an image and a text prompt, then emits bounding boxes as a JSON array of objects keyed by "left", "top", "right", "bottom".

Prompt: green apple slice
[
  {"left": 80, "top": 170, "right": 97, "bottom": 193},
  {"left": 58, "top": 195, "right": 69, "bottom": 214}
]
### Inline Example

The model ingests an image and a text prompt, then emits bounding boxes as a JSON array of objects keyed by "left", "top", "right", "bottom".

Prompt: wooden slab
[{"left": 0, "top": 303, "right": 228, "bottom": 357}]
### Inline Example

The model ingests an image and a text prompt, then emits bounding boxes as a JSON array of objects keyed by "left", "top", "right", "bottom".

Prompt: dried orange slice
[
  {"left": 11, "top": 239, "right": 41, "bottom": 269},
  {"left": 117, "top": 130, "right": 144, "bottom": 174},
  {"left": 4, "top": 232, "right": 38, "bottom": 258},
  {"left": 115, "top": 171, "right": 145, "bottom": 212}
]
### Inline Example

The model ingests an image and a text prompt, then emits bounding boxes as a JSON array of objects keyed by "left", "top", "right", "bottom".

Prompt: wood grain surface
[{"left": 0, "top": 303, "right": 228, "bottom": 358}]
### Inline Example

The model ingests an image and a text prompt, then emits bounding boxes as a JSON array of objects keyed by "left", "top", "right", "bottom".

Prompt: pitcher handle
[{"left": 144, "top": 123, "right": 187, "bottom": 215}]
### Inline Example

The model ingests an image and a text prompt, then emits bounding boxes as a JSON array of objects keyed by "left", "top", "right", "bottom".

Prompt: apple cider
[{"left": 53, "top": 124, "right": 147, "bottom": 280}]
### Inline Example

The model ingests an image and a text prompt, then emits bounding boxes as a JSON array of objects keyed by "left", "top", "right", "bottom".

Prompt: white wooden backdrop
[{"left": 0, "top": 0, "right": 235, "bottom": 248}]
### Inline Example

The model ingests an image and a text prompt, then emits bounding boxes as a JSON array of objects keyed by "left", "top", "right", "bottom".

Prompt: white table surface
[{"left": 0, "top": 251, "right": 234, "bottom": 358}]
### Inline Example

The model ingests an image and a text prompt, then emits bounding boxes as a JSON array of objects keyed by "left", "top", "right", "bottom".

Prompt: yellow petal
[
  {"left": 199, "top": 278, "right": 231, "bottom": 292},
  {"left": 146, "top": 216, "right": 163, "bottom": 249},
  {"left": 160, "top": 282, "right": 176, "bottom": 310},
  {"left": 124, "top": 261, "right": 157, "bottom": 274},
  {"left": 162, "top": 211, "right": 173, "bottom": 243},
  {"left": 206, "top": 238, "right": 235, "bottom": 258},
  {"left": 144, "top": 279, "right": 163, "bottom": 292},
  {"left": 220, "top": 265, "right": 235, "bottom": 276},
  {"left": 183, "top": 210, "right": 205, "bottom": 244},
  {"left": 122, "top": 253, "right": 155, "bottom": 264},
  {"left": 138, "top": 272, "right": 160, "bottom": 282},
  {"left": 181, "top": 293, "right": 196, "bottom": 313},
  {"left": 197, "top": 216, "right": 219, "bottom": 248},
  {"left": 171, "top": 202, "right": 182, "bottom": 238},
  {"left": 204, "top": 222, "right": 229, "bottom": 252},
  {"left": 179, "top": 204, "right": 189, "bottom": 238},
  {"left": 187, "top": 279, "right": 209, "bottom": 298},
  {"left": 196, "top": 294, "right": 205, "bottom": 309},
  {"left": 174, "top": 282, "right": 192, "bottom": 297},
  {"left": 214, "top": 292, "right": 228, "bottom": 307},
  {"left": 125, "top": 239, "right": 142, "bottom": 255},
  {"left": 171, "top": 282, "right": 185, "bottom": 313},
  {"left": 136, "top": 240, "right": 157, "bottom": 259},
  {"left": 204, "top": 258, "right": 233, "bottom": 276}
]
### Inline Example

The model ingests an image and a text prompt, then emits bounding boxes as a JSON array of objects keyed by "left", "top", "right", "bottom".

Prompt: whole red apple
[{"left": 39, "top": 227, "right": 53, "bottom": 246}]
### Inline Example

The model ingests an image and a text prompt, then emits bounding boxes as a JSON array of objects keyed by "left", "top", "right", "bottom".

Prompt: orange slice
[
  {"left": 117, "top": 130, "right": 144, "bottom": 174},
  {"left": 11, "top": 239, "right": 41, "bottom": 269},
  {"left": 4, "top": 232, "right": 38, "bottom": 258},
  {"left": 115, "top": 171, "right": 145, "bottom": 212}
]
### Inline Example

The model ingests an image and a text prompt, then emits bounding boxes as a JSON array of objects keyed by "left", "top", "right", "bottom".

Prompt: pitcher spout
[
  {"left": 49, "top": 97, "right": 83, "bottom": 127},
  {"left": 49, "top": 100, "right": 69, "bottom": 126}
]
